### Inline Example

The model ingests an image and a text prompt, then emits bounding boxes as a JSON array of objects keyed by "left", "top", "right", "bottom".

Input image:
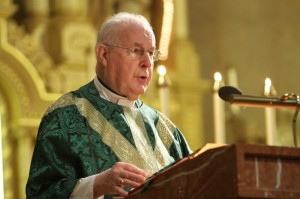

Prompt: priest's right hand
[{"left": 93, "top": 162, "right": 148, "bottom": 198}]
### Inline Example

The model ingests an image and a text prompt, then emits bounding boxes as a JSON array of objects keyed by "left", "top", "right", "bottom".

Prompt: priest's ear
[{"left": 96, "top": 44, "right": 108, "bottom": 66}]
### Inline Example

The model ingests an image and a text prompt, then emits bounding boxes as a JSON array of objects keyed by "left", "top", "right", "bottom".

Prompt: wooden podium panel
[{"left": 125, "top": 144, "right": 300, "bottom": 199}]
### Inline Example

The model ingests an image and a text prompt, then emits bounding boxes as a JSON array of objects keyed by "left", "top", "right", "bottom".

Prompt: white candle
[
  {"left": 227, "top": 67, "right": 240, "bottom": 114},
  {"left": 0, "top": 115, "right": 4, "bottom": 199},
  {"left": 213, "top": 72, "right": 226, "bottom": 143},
  {"left": 264, "top": 78, "right": 277, "bottom": 145},
  {"left": 157, "top": 65, "right": 169, "bottom": 116}
]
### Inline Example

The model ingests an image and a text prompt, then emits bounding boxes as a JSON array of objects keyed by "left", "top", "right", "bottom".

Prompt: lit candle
[
  {"left": 0, "top": 115, "right": 3, "bottom": 199},
  {"left": 157, "top": 65, "right": 170, "bottom": 116},
  {"left": 264, "top": 78, "right": 277, "bottom": 145},
  {"left": 213, "top": 72, "right": 226, "bottom": 143}
]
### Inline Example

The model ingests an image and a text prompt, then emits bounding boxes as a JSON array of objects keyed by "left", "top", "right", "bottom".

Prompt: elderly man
[{"left": 26, "top": 12, "right": 192, "bottom": 199}]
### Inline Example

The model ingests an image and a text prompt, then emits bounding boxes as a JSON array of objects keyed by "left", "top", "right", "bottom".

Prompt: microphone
[
  {"left": 218, "top": 85, "right": 300, "bottom": 109},
  {"left": 218, "top": 85, "right": 243, "bottom": 101}
]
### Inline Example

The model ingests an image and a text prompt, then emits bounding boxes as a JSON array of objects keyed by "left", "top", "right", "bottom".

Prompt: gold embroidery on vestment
[
  {"left": 45, "top": 93, "right": 175, "bottom": 174},
  {"left": 156, "top": 112, "right": 176, "bottom": 150},
  {"left": 123, "top": 108, "right": 173, "bottom": 175}
]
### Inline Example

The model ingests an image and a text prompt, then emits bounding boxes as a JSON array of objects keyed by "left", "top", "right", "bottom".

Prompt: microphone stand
[{"left": 292, "top": 95, "right": 300, "bottom": 147}]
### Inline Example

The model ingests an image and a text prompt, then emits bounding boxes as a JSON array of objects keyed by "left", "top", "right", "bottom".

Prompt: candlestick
[
  {"left": 213, "top": 72, "right": 226, "bottom": 143},
  {"left": 264, "top": 78, "right": 277, "bottom": 145},
  {"left": 157, "top": 65, "right": 171, "bottom": 116}
]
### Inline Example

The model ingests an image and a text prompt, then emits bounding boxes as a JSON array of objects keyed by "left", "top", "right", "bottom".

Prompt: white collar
[{"left": 93, "top": 76, "right": 136, "bottom": 108}]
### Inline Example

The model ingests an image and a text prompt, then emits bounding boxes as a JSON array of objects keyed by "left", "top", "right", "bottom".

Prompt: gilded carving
[
  {"left": 59, "top": 24, "right": 96, "bottom": 65},
  {"left": 7, "top": 21, "right": 54, "bottom": 87},
  {"left": 114, "top": 0, "right": 152, "bottom": 18},
  {"left": 0, "top": 60, "right": 30, "bottom": 116}
]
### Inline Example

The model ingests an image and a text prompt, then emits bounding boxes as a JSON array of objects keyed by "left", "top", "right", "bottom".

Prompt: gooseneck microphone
[
  {"left": 218, "top": 85, "right": 300, "bottom": 147},
  {"left": 218, "top": 85, "right": 300, "bottom": 109}
]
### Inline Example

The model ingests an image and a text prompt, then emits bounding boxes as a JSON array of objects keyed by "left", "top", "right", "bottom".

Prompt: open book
[{"left": 127, "top": 143, "right": 228, "bottom": 196}]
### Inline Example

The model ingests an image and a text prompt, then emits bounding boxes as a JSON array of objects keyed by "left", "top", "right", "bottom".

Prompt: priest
[{"left": 26, "top": 12, "right": 192, "bottom": 199}]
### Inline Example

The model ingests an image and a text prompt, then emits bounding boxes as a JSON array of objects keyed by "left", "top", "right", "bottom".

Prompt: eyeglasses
[{"left": 103, "top": 43, "right": 161, "bottom": 61}]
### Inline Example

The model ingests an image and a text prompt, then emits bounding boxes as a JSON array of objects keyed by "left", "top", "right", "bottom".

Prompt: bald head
[{"left": 95, "top": 12, "right": 155, "bottom": 50}]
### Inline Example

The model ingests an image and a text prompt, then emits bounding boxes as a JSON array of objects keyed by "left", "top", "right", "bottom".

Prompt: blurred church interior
[{"left": 1, "top": 0, "right": 300, "bottom": 198}]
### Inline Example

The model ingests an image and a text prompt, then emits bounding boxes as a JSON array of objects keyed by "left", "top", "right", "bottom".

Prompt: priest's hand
[{"left": 93, "top": 162, "right": 148, "bottom": 198}]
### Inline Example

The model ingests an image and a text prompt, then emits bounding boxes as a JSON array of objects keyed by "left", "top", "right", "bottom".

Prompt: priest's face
[{"left": 97, "top": 24, "right": 156, "bottom": 101}]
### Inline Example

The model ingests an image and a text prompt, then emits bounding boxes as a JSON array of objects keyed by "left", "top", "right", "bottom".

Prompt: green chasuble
[{"left": 26, "top": 81, "right": 192, "bottom": 199}]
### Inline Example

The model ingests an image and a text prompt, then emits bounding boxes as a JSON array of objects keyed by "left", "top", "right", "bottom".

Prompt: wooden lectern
[{"left": 125, "top": 144, "right": 300, "bottom": 199}]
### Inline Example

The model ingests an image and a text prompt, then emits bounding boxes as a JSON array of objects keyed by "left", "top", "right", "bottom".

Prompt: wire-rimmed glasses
[{"left": 103, "top": 43, "right": 161, "bottom": 61}]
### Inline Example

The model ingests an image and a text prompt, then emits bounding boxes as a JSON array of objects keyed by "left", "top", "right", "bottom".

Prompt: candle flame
[
  {"left": 265, "top": 78, "right": 271, "bottom": 87},
  {"left": 157, "top": 65, "right": 167, "bottom": 76},
  {"left": 214, "top": 72, "right": 222, "bottom": 82},
  {"left": 264, "top": 77, "right": 272, "bottom": 96}
]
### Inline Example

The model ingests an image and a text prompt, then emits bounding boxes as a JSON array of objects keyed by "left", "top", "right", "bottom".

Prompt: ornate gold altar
[{"left": 0, "top": 0, "right": 208, "bottom": 198}]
